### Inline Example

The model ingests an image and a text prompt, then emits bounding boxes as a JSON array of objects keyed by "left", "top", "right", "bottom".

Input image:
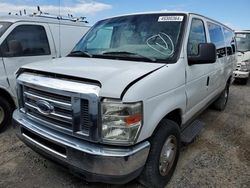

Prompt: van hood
[{"left": 20, "top": 57, "right": 165, "bottom": 98}]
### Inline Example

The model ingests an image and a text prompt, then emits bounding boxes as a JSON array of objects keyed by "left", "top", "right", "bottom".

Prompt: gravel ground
[{"left": 0, "top": 82, "right": 249, "bottom": 188}]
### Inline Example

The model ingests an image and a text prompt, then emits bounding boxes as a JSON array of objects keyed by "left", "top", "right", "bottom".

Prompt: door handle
[{"left": 206, "top": 76, "right": 210, "bottom": 86}]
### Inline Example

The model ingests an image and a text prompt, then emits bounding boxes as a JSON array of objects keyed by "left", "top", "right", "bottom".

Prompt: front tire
[
  {"left": 139, "top": 119, "right": 180, "bottom": 188},
  {"left": 0, "top": 96, "right": 13, "bottom": 133}
]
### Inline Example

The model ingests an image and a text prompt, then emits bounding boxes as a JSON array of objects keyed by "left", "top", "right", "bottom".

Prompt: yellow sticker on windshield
[{"left": 158, "top": 16, "right": 184, "bottom": 22}]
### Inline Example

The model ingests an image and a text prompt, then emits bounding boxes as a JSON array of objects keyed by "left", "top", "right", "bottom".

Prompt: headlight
[
  {"left": 101, "top": 99, "right": 142, "bottom": 145},
  {"left": 240, "top": 64, "right": 248, "bottom": 72},
  {"left": 240, "top": 61, "right": 249, "bottom": 72}
]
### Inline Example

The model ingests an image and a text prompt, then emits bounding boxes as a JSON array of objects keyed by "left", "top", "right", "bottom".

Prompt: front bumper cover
[
  {"left": 13, "top": 110, "right": 150, "bottom": 184},
  {"left": 233, "top": 70, "right": 249, "bottom": 78}
]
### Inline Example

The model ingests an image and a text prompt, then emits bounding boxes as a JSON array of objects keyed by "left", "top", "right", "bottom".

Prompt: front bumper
[
  {"left": 233, "top": 70, "right": 249, "bottom": 79},
  {"left": 13, "top": 110, "right": 150, "bottom": 184}
]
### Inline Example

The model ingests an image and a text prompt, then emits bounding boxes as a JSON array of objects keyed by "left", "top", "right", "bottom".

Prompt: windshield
[
  {"left": 235, "top": 33, "right": 250, "bottom": 52},
  {"left": 72, "top": 14, "right": 186, "bottom": 63},
  {"left": 0, "top": 22, "right": 12, "bottom": 38}
]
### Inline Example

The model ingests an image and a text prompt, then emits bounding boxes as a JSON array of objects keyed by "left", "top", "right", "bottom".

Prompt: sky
[{"left": 0, "top": 0, "right": 250, "bottom": 30}]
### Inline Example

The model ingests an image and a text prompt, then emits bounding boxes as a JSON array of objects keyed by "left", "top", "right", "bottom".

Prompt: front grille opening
[
  {"left": 26, "top": 97, "right": 73, "bottom": 117},
  {"left": 23, "top": 86, "right": 71, "bottom": 103},
  {"left": 27, "top": 111, "right": 72, "bottom": 129},
  {"left": 22, "top": 84, "right": 73, "bottom": 132},
  {"left": 22, "top": 128, "right": 67, "bottom": 156}
]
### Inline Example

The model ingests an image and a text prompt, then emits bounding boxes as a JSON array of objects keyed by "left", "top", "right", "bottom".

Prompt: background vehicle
[
  {"left": 13, "top": 12, "right": 236, "bottom": 188},
  {"left": 234, "top": 30, "right": 250, "bottom": 84},
  {"left": 0, "top": 13, "right": 89, "bottom": 132}
]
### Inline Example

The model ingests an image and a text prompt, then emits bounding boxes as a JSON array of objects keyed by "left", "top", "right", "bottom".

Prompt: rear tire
[
  {"left": 212, "top": 84, "right": 229, "bottom": 111},
  {"left": 139, "top": 119, "right": 180, "bottom": 188},
  {"left": 0, "top": 96, "right": 13, "bottom": 133}
]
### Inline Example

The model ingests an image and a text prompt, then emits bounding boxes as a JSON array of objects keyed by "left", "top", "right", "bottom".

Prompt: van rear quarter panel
[{"left": 122, "top": 59, "right": 186, "bottom": 143}]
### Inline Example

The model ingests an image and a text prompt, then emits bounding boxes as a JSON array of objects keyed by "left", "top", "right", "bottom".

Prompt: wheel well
[
  {"left": 152, "top": 109, "right": 182, "bottom": 137},
  {"left": 0, "top": 88, "right": 16, "bottom": 110},
  {"left": 227, "top": 76, "right": 232, "bottom": 85},
  {"left": 164, "top": 109, "right": 182, "bottom": 127}
]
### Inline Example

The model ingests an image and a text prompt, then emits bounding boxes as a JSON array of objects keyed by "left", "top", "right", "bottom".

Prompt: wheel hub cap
[{"left": 159, "top": 135, "right": 177, "bottom": 176}]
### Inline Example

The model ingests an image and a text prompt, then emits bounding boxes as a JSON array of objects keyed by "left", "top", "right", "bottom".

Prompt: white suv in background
[
  {"left": 13, "top": 12, "right": 236, "bottom": 188},
  {"left": 0, "top": 14, "right": 89, "bottom": 132}
]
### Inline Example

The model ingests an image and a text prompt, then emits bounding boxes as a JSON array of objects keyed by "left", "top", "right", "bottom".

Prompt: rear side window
[
  {"left": 0, "top": 25, "right": 50, "bottom": 57},
  {"left": 223, "top": 28, "right": 235, "bottom": 55},
  {"left": 187, "top": 18, "right": 206, "bottom": 56},
  {"left": 207, "top": 22, "right": 226, "bottom": 58}
]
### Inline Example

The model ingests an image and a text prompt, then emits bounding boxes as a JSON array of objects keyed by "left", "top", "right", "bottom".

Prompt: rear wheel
[
  {"left": 212, "top": 84, "right": 229, "bottom": 111},
  {"left": 0, "top": 96, "right": 13, "bottom": 133},
  {"left": 139, "top": 119, "right": 180, "bottom": 188}
]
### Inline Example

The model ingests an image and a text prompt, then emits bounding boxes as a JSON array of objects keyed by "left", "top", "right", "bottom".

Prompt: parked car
[
  {"left": 0, "top": 14, "right": 89, "bottom": 132},
  {"left": 233, "top": 30, "right": 250, "bottom": 84},
  {"left": 13, "top": 12, "right": 236, "bottom": 188}
]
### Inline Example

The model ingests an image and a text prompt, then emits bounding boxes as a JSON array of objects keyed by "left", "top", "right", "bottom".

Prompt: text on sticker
[{"left": 158, "top": 16, "right": 184, "bottom": 22}]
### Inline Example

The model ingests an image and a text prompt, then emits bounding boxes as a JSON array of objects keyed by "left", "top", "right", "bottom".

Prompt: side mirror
[{"left": 188, "top": 43, "right": 216, "bottom": 65}]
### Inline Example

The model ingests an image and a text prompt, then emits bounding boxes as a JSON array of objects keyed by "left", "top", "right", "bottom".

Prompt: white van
[
  {"left": 0, "top": 15, "right": 89, "bottom": 132},
  {"left": 234, "top": 30, "right": 250, "bottom": 84},
  {"left": 13, "top": 12, "right": 236, "bottom": 188}
]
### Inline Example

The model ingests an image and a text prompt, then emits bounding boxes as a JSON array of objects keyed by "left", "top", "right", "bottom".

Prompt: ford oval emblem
[{"left": 36, "top": 100, "right": 54, "bottom": 115}]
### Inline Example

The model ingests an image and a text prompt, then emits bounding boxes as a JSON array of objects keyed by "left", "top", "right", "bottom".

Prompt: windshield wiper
[
  {"left": 68, "top": 50, "right": 93, "bottom": 57},
  {"left": 102, "top": 51, "right": 156, "bottom": 62}
]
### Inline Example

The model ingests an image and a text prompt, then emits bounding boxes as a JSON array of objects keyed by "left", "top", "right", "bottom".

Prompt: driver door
[{"left": 0, "top": 23, "right": 54, "bottom": 94}]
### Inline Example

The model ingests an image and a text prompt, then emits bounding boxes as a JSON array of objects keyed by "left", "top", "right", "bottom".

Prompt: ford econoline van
[
  {"left": 13, "top": 12, "right": 236, "bottom": 188},
  {"left": 0, "top": 14, "right": 89, "bottom": 132}
]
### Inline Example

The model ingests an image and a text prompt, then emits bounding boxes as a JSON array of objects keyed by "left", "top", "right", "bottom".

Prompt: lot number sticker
[{"left": 158, "top": 16, "right": 184, "bottom": 22}]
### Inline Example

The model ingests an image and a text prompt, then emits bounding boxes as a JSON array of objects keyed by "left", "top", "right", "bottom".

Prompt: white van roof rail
[{"left": 32, "top": 6, "right": 88, "bottom": 23}]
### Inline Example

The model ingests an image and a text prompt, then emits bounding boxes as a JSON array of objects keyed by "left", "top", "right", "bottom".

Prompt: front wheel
[
  {"left": 139, "top": 119, "right": 180, "bottom": 188},
  {"left": 0, "top": 96, "right": 13, "bottom": 133}
]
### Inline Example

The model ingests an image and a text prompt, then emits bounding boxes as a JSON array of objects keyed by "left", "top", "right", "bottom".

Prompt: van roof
[
  {"left": 101, "top": 11, "right": 233, "bottom": 31},
  {"left": 0, "top": 15, "right": 88, "bottom": 27},
  {"left": 235, "top": 30, "right": 250, "bottom": 34}
]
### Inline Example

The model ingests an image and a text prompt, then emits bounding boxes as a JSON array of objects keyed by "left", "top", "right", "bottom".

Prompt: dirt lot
[{"left": 0, "top": 82, "right": 249, "bottom": 188}]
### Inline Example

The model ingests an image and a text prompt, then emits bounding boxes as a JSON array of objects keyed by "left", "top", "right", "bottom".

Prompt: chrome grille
[
  {"left": 23, "top": 86, "right": 73, "bottom": 131},
  {"left": 17, "top": 73, "right": 100, "bottom": 141}
]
